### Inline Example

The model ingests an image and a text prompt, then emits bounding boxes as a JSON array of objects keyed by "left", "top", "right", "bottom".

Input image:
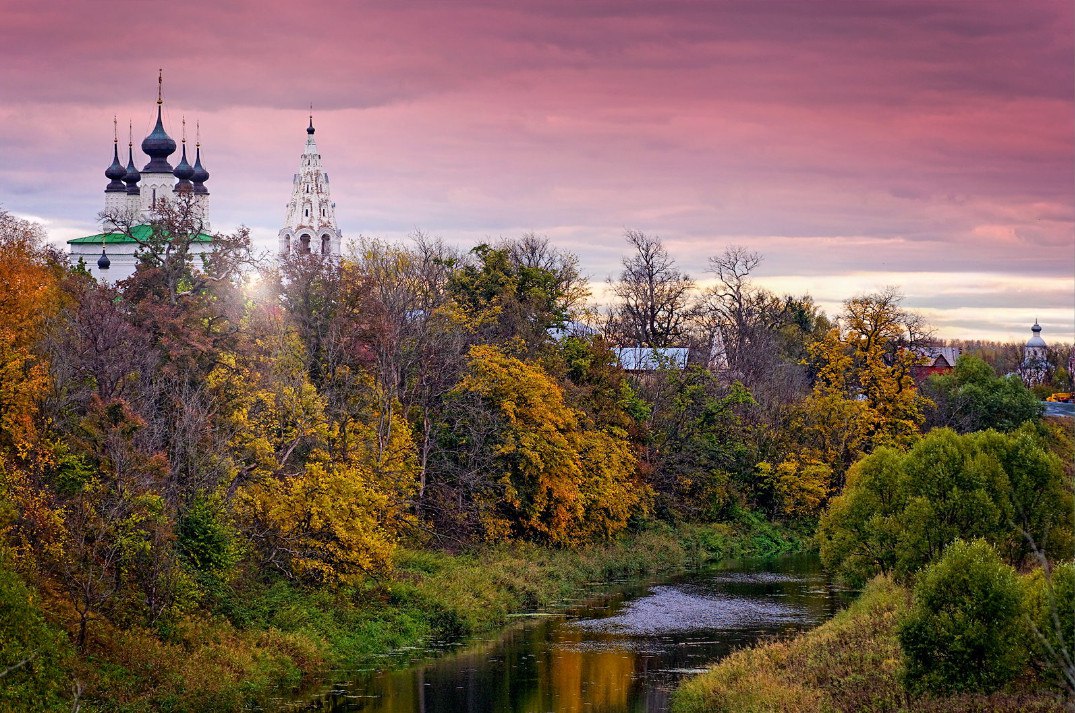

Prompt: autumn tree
[
  {"left": 606, "top": 230, "right": 694, "bottom": 348},
  {"left": 102, "top": 191, "right": 253, "bottom": 307},
  {"left": 275, "top": 251, "right": 346, "bottom": 389},
  {"left": 631, "top": 365, "right": 756, "bottom": 521},
  {"left": 0, "top": 210, "right": 64, "bottom": 464},
  {"left": 501, "top": 232, "right": 590, "bottom": 326},
  {"left": 236, "top": 408, "right": 418, "bottom": 584},
  {"left": 50, "top": 398, "right": 176, "bottom": 647},
  {"left": 436, "top": 346, "right": 645, "bottom": 544},
  {"left": 344, "top": 236, "right": 467, "bottom": 497},
  {"left": 450, "top": 236, "right": 586, "bottom": 350},
  {"left": 0, "top": 210, "right": 69, "bottom": 577},
  {"left": 781, "top": 289, "right": 931, "bottom": 495},
  {"left": 212, "top": 310, "right": 418, "bottom": 583}
]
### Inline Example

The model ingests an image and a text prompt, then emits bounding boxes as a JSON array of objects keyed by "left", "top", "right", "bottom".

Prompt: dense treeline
[
  {"left": 940, "top": 337, "right": 1074, "bottom": 398},
  {"left": 0, "top": 199, "right": 1070, "bottom": 710}
]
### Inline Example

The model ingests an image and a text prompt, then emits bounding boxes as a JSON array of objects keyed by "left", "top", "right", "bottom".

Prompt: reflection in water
[{"left": 299, "top": 554, "right": 848, "bottom": 713}]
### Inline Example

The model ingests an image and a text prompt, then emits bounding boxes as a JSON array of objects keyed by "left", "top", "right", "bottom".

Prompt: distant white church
[
  {"left": 277, "top": 115, "right": 342, "bottom": 258},
  {"left": 1019, "top": 320, "right": 1052, "bottom": 387},
  {"left": 68, "top": 73, "right": 213, "bottom": 282}
]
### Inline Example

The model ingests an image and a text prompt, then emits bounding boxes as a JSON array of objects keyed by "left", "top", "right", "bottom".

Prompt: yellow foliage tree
[
  {"left": 207, "top": 329, "right": 330, "bottom": 486},
  {"left": 782, "top": 291, "right": 931, "bottom": 497},
  {"left": 0, "top": 212, "right": 67, "bottom": 567},
  {"left": 215, "top": 317, "right": 418, "bottom": 584},
  {"left": 756, "top": 459, "right": 831, "bottom": 518},
  {"left": 452, "top": 345, "right": 646, "bottom": 545},
  {"left": 0, "top": 212, "right": 63, "bottom": 463},
  {"left": 237, "top": 409, "right": 418, "bottom": 584}
]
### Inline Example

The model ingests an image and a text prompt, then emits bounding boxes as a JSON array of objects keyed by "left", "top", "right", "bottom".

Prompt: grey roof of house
[
  {"left": 614, "top": 347, "right": 689, "bottom": 371},
  {"left": 915, "top": 346, "right": 962, "bottom": 367}
]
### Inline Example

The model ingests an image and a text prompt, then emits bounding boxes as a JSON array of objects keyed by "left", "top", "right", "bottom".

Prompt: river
[{"left": 297, "top": 553, "right": 849, "bottom": 713}]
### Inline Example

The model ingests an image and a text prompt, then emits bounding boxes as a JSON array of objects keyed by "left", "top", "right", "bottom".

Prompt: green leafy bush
[
  {"left": 898, "top": 539, "right": 1027, "bottom": 694},
  {"left": 1023, "top": 561, "right": 1075, "bottom": 692},
  {"left": 819, "top": 426, "right": 1072, "bottom": 585},
  {"left": 0, "top": 559, "right": 72, "bottom": 712}
]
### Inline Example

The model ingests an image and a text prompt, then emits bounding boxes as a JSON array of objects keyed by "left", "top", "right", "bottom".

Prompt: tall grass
[{"left": 672, "top": 576, "right": 1068, "bottom": 713}]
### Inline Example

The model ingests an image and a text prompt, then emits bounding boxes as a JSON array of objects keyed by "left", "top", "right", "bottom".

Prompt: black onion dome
[
  {"left": 141, "top": 105, "right": 176, "bottom": 173},
  {"left": 307, "top": 115, "right": 315, "bottom": 135},
  {"left": 173, "top": 144, "right": 194, "bottom": 192},
  {"left": 124, "top": 145, "right": 141, "bottom": 194},
  {"left": 105, "top": 143, "right": 126, "bottom": 192},
  {"left": 97, "top": 248, "right": 110, "bottom": 270},
  {"left": 191, "top": 145, "right": 209, "bottom": 195}
]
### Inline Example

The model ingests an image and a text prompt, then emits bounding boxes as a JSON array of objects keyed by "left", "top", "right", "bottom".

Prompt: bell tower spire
[{"left": 279, "top": 111, "right": 341, "bottom": 259}]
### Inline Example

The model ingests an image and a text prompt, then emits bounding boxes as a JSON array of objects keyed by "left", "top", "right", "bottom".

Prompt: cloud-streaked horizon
[{"left": 1, "top": 0, "right": 1071, "bottom": 342}]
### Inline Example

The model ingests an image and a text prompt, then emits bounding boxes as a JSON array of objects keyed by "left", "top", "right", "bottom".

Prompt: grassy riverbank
[
  {"left": 6, "top": 515, "right": 801, "bottom": 713},
  {"left": 671, "top": 576, "right": 1068, "bottom": 713}
]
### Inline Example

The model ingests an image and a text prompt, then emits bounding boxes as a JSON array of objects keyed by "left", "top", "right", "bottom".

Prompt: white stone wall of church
[
  {"left": 104, "top": 191, "right": 128, "bottom": 221},
  {"left": 140, "top": 172, "right": 174, "bottom": 213},
  {"left": 125, "top": 191, "right": 142, "bottom": 217},
  {"left": 69, "top": 241, "right": 215, "bottom": 284},
  {"left": 195, "top": 194, "right": 211, "bottom": 230}
]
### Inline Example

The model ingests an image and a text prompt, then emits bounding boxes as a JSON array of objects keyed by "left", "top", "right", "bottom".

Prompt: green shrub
[
  {"left": 899, "top": 539, "right": 1028, "bottom": 694},
  {"left": 177, "top": 495, "right": 236, "bottom": 575},
  {"left": 924, "top": 355, "right": 1042, "bottom": 433},
  {"left": 0, "top": 560, "right": 73, "bottom": 713},
  {"left": 1023, "top": 561, "right": 1075, "bottom": 691}
]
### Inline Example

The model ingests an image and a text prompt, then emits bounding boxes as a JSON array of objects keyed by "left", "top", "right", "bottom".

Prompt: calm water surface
[{"left": 298, "top": 554, "right": 849, "bottom": 713}]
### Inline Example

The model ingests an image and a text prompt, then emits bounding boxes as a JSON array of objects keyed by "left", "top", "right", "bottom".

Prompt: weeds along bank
[
  {"left": 672, "top": 568, "right": 1072, "bottom": 713},
  {"left": 0, "top": 519, "right": 800, "bottom": 713}
]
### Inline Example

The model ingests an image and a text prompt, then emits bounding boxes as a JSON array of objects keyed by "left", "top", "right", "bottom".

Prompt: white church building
[
  {"left": 68, "top": 74, "right": 213, "bottom": 282},
  {"left": 70, "top": 76, "right": 343, "bottom": 281}
]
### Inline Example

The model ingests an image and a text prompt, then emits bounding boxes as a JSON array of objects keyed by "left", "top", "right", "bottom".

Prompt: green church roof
[{"left": 68, "top": 224, "right": 214, "bottom": 245}]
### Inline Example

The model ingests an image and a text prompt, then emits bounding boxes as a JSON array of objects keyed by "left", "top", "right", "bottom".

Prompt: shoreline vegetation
[
  {"left": 672, "top": 573, "right": 1070, "bottom": 713},
  {"left": 2, "top": 518, "right": 801, "bottom": 713}
]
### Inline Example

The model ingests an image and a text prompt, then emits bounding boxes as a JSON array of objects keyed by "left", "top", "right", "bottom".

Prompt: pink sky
[{"left": 1, "top": 0, "right": 1071, "bottom": 342}]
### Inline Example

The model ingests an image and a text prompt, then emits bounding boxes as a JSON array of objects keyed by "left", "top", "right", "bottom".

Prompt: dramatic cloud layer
[{"left": 1, "top": 0, "right": 1071, "bottom": 342}]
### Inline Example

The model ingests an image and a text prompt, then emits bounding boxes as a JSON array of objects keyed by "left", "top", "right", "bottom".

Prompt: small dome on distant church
[
  {"left": 97, "top": 248, "right": 110, "bottom": 270},
  {"left": 105, "top": 142, "right": 126, "bottom": 192},
  {"left": 191, "top": 145, "right": 209, "bottom": 195},
  {"left": 141, "top": 105, "right": 177, "bottom": 173},
  {"left": 1027, "top": 320, "right": 1046, "bottom": 348},
  {"left": 124, "top": 144, "right": 141, "bottom": 195},
  {"left": 173, "top": 142, "right": 195, "bottom": 192}
]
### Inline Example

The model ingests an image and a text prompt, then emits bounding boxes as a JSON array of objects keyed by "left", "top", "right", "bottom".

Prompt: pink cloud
[{"left": 0, "top": 0, "right": 1070, "bottom": 339}]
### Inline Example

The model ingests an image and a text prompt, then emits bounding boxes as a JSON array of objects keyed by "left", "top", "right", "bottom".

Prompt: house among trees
[
  {"left": 614, "top": 346, "right": 690, "bottom": 372},
  {"left": 909, "top": 346, "right": 961, "bottom": 382}
]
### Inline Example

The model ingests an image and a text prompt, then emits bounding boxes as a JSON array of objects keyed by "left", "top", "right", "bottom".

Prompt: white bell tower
[{"left": 278, "top": 113, "right": 342, "bottom": 258}]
